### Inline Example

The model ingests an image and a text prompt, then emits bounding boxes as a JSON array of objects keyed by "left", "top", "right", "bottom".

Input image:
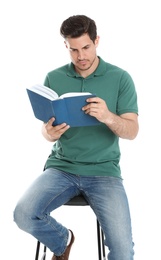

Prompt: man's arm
[
  {"left": 82, "top": 97, "right": 139, "bottom": 140},
  {"left": 104, "top": 112, "right": 139, "bottom": 140},
  {"left": 42, "top": 97, "right": 139, "bottom": 142}
]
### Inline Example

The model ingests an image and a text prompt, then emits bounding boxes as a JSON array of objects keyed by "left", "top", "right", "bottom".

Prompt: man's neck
[{"left": 75, "top": 56, "right": 99, "bottom": 78}]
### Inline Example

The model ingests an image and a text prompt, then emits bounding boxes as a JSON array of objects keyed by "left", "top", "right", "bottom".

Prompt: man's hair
[{"left": 60, "top": 15, "right": 97, "bottom": 43}]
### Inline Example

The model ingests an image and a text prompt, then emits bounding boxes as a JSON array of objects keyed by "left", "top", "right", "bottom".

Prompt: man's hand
[
  {"left": 82, "top": 97, "right": 109, "bottom": 123},
  {"left": 42, "top": 118, "right": 70, "bottom": 142}
]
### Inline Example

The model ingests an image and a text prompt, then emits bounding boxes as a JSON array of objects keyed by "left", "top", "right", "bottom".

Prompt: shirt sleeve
[{"left": 117, "top": 71, "right": 138, "bottom": 115}]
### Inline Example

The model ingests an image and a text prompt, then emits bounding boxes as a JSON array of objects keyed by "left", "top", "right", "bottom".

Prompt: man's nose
[{"left": 77, "top": 50, "right": 84, "bottom": 60}]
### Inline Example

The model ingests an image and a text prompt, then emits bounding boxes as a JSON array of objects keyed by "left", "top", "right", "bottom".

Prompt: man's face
[{"left": 64, "top": 33, "right": 99, "bottom": 74}]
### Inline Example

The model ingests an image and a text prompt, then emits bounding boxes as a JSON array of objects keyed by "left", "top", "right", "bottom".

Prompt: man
[{"left": 14, "top": 15, "right": 139, "bottom": 260}]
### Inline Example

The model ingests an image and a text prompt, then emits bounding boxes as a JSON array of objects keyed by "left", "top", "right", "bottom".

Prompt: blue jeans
[{"left": 14, "top": 168, "right": 134, "bottom": 259}]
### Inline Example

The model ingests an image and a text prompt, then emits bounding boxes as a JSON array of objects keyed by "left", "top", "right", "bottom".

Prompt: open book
[{"left": 26, "top": 84, "right": 100, "bottom": 127}]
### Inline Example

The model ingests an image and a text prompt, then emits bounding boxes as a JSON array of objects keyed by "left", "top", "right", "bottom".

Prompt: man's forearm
[{"left": 104, "top": 112, "right": 139, "bottom": 140}]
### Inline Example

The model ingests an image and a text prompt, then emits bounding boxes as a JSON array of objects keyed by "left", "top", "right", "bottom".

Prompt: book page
[
  {"left": 28, "top": 84, "right": 92, "bottom": 100},
  {"left": 60, "top": 92, "right": 92, "bottom": 98},
  {"left": 28, "top": 84, "right": 59, "bottom": 100}
]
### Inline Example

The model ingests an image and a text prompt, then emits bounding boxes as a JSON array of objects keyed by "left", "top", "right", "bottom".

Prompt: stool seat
[{"left": 65, "top": 194, "right": 88, "bottom": 206}]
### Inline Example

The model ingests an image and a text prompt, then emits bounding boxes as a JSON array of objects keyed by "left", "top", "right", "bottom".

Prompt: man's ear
[
  {"left": 95, "top": 36, "right": 100, "bottom": 47},
  {"left": 64, "top": 41, "right": 68, "bottom": 49}
]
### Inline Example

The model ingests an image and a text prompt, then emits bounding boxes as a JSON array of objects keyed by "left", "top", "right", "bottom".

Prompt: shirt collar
[{"left": 66, "top": 56, "right": 107, "bottom": 78}]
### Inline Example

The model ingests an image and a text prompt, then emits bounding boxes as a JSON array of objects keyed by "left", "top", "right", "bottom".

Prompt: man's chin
[{"left": 76, "top": 64, "right": 91, "bottom": 71}]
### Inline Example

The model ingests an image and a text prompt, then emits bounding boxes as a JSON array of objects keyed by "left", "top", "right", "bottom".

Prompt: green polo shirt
[{"left": 43, "top": 57, "right": 138, "bottom": 178}]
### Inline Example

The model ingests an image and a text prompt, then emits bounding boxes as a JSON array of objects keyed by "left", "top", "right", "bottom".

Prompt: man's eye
[{"left": 84, "top": 46, "right": 90, "bottom": 50}]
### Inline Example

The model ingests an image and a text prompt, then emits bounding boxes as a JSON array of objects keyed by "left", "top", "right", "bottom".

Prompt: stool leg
[
  {"left": 41, "top": 245, "right": 47, "bottom": 260},
  {"left": 97, "top": 219, "right": 102, "bottom": 260},
  {"left": 101, "top": 229, "right": 106, "bottom": 260},
  {"left": 97, "top": 219, "right": 106, "bottom": 260},
  {"left": 35, "top": 241, "right": 40, "bottom": 260},
  {"left": 35, "top": 241, "right": 47, "bottom": 260}
]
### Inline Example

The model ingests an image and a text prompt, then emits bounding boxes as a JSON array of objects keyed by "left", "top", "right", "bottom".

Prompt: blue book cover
[{"left": 26, "top": 85, "right": 100, "bottom": 127}]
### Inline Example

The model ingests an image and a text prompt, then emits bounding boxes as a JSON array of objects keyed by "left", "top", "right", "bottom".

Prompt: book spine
[{"left": 52, "top": 99, "right": 70, "bottom": 126}]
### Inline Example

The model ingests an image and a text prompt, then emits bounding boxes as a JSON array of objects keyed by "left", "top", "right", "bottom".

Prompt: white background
[{"left": 0, "top": 0, "right": 161, "bottom": 259}]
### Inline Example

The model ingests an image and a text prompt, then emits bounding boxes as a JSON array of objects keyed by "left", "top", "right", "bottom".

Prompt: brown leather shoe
[{"left": 51, "top": 230, "right": 75, "bottom": 260}]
